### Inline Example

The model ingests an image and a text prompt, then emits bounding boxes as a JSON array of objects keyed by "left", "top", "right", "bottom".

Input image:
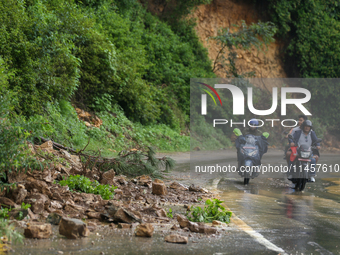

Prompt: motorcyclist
[
  {"left": 284, "top": 115, "right": 308, "bottom": 163},
  {"left": 234, "top": 119, "right": 269, "bottom": 174},
  {"left": 288, "top": 120, "right": 321, "bottom": 183}
]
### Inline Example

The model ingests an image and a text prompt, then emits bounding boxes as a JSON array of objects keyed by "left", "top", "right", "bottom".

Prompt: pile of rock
[{"left": 0, "top": 141, "right": 220, "bottom": 242}]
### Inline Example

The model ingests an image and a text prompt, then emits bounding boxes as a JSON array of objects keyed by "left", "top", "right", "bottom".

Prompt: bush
[{"left": 58, "top": 175, "right": 117, "bottom": 200}]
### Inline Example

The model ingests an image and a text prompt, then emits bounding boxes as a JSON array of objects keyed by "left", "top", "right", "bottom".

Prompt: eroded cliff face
[{"left": 191, "top": 0, "right": 287, "bottom": 81}]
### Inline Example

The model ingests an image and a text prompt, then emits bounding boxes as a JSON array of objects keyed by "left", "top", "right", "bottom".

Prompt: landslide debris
[{"left": 0, "top": 140, "right": 224, "bottom": 241}]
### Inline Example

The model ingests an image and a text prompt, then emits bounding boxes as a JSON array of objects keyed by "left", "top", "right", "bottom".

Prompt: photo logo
[{"left": 200, "top": 84, "right": 312, "bottom": 116}]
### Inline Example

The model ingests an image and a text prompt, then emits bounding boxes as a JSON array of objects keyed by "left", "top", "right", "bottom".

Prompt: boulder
[
  {"left": 25, "top": 193, "right": 49, "bottom": 214},
  {"left": 164, "top": 234, "right": 188, "bottom": 244},
  {"left": 136, "top": 175, "right": 152, "bottom": 188},
  {"left": 212, "top": 220, "right": 227, "bottom": 227},
  {"left": 6, "top": 185, "right": 27, "bottom": 204},
  {"left": 100, "top": 169, "right": 116, "bottom": 185},
  {"left": 189, "top": 222, "right": 217, "bottom": 234},
  {"left": 59, "top": 217, "right": 90, "bottom": 239},
  {"left": 87, "top": 222, "right": 97, "bottom": 232},
  {"left": 176, "top": 214, "right": 190, "bottom": 228},
  {"left": 87, "top": 212, "right": 101, "bottom": 220},
  {"left": 50, "top": 201, "right": 63, "bottom": 210},
  {"left": 27, "top": 208, "right": 38, "bottom": 220},
  {"left": 118, "top": 223, "right": 132, "bottom": 229},
  {"left": 152, "top": 179, "right": 167, "bottom": 196},
  {"left": 24, "top": 222, "right": 52, "bottom": 239},
  {"left": 156, "top": 208, "right": 167, "bottom": 218},
  {"left": 113, "top": 208, "right": 142, "bottom": 224},
  {"left": 169, "top": 182, "right": 188, "bottom": 191},
  {"left": 188, "top": 184, "right": 208, "bottom": 193},
  {"left": 135, "top": 223, "right": 154, "bottom": 237}
]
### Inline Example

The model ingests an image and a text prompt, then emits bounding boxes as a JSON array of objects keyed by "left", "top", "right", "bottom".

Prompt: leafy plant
[
  {"left": 211, "top": 21, "right": 277, "bottom": 78},
  {"left": 0, "top": 207, "right": 11, "bottom": 219},
  {"left": 21, "top": 202, "right": 31, "bottom": 210},
  {"left": 58, "top": 175, "right": 117, "bottom": 200},
  {"left": 0, "top": 219, "right": 24, "bottom": 244},
  {"left": 186, "top": 199, "right": 232, "bottom": 223},
  {"left": 166, "top": 208, "right": 173, "bottom": 218}
]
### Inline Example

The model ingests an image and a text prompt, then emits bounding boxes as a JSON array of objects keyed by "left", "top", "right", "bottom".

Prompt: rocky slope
[{"left": 192, "top": 0, "right": 287, "bottom": 82}]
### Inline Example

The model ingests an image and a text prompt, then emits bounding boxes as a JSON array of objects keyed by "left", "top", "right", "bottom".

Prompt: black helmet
[{"left": 302, "top": 120, "right": 312, "bottom": 129}]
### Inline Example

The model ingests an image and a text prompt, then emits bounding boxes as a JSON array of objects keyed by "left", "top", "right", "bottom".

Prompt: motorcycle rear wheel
[
  {"left": 244, "top": 178, "right": 250, "bottom": 185},
  {"left": 295, "top": 179, "right": 307, "bottom": 191}
]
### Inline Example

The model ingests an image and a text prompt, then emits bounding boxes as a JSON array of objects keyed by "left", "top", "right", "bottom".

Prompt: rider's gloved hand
[
  {"left": 262, "top": 132, "right": 269, "bottom": 139},
  {"left": 239, "top": 137, "right": 246, "bottom": 144}
]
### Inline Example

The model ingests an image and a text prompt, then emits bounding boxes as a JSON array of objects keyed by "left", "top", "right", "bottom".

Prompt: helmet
[
  {"left": 249, "top": 118, "right": 259, "bottom": 127},
  {"left": 302, "top": 120, "right": 312, "bottom": 129}
]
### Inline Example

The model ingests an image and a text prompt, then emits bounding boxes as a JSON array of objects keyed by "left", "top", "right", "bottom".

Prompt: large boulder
[
  {"left": 24, "top": 222, "right": 52, "bottom": 239},
  {"left": 135, "top": 223, "right": 154, "bottom": 237},
  {"left": 164, "top": 234, "right": 188, "bottom": 244},
  {"left": 152, "top": 179, "right": 167, "bottom": 196},
  {"left": 59, "top": 217, "right": 90, "bottom": 239}
]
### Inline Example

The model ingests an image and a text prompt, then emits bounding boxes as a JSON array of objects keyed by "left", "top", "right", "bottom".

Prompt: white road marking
[{"left": 208, "top": 178, "right": 288, "bottom": 255}]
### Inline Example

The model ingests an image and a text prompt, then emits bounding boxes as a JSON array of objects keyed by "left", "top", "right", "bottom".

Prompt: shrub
[{"left": 58, "top": 175, "right": 116, "bottom": 200}]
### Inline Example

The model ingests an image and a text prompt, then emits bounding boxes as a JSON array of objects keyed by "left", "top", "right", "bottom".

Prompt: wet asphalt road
[{"left": 10, "top": 150, "right": 340, "bottom": 255}]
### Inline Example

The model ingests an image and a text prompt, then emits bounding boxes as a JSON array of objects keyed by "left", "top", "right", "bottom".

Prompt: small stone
[
  {"left": 152, "top": 179, "right": 167, "bottom": 196},
  {"left": 118, "top": 223, "right": 132, "bottom": 229},
  {"left": 100, "top": 169, "right": 116, "bottom": 185},
  {"left": 164, "top": 234, "right": 188, "bottom": 244},
  {"left": 169, "top": 182, "right": 188, "bottom": 191},
  {"left": 87, "top": 211, "right": 102, "bottom": 220},
  {"left": 87, "top": 222, "right": 97, "bottom": 232},
  {"left": 135, "top": 223, "right": 154, "bottom": 237}
]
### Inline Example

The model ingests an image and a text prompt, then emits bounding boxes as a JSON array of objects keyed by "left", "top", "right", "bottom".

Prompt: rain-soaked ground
[{"left": 9, "top": 149, "right": 340, "bottom": 255}]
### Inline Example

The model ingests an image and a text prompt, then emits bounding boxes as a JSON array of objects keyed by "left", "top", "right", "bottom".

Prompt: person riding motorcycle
[
  {"left": 288, "top": 120, "right": 321, "bottom": 183},
  {"left": 284, "top": 115, "right": 308, "bottom": 163},
  {"left": 234, "top": 119, "right": 269, "bottom": 175}
]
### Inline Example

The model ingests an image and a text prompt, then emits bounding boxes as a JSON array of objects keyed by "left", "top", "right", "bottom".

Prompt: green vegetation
[
  {"left": 186, "top": 199, "right": 232, "bottom": 223},
  {"left": 166, "top": 208, "right": 173, "bottom": 218},
  {"left": 259, "top": 0, "right": 340, "bottom": 130},
  {"left": 0, "top": 0, "right": 213, "bottom": 127},
  {"left": 211, "top": 21, "right": 277, "bottom": 77},
  {"left": 58, "top": 175, "right": 117, "bottom": 200},
  {"left": 0, "top": 219, "right": 24, "bottom": 244},
  {"left": 0, "top": 0, "right": 212, "bottom": 183},
  {"left": 0, "top": 203, "right": 31, "bottom": 220}
]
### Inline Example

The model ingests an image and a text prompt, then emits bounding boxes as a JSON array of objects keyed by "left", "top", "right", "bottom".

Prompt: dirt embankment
[{"left": 191, "top": 0, "right": 286, "bottom": 83}]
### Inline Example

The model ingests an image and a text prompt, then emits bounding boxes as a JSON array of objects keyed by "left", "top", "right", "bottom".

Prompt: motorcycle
[
  {"left": 237, "top": 134, "right": 262, "bottom": 185},
  {"left": 288, "top": 134, "right": 322, "bottom": 191}
]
